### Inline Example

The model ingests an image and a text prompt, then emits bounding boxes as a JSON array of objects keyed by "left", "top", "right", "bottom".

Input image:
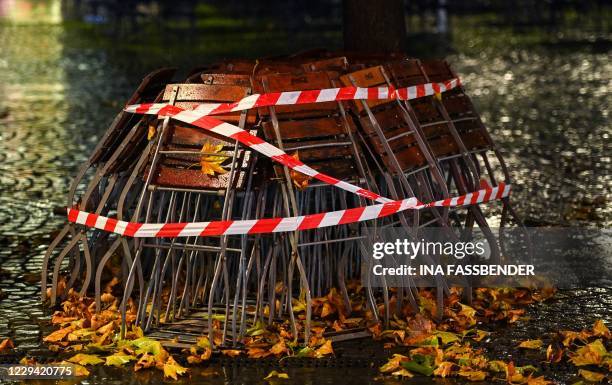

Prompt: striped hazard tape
[
  {"left": 126, "top": 78, "right": 461, "bottom": 118},
  {"left": 65, "top": 77, "right": 512, "bottom": 238},
  {"left": 67, "top": 183, "right": 510, "bottom": 238}
]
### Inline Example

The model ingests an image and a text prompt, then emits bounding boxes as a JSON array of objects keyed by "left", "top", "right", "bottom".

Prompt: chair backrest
[
  {"left": 340, "top": 65, "right": 435, "bottom": 173},
  {"left": 258, "top": 71, "right": 363, "bottom": 181},
  {"left": 145, "top": 80, "right": 256, "bottom": 190},
  {"left": 387, "top": 59, "right": 491, "bottom": 153}
]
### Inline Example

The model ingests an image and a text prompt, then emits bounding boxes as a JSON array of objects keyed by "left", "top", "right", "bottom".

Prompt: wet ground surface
[{"left": 0, "top": 11, "right": 610, "bottom": 385}]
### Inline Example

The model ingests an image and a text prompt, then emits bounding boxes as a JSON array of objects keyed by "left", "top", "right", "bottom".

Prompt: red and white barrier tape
[
  {"left": 122, "top": 78, "right": 461, "bottom": 204},
  {"left": 67, "top": 183, "right": 510, "bottom": 238},
  {"left": 64, "top": 76, "right": 512, "bottom": 238},
  {"left": 125, "top": 78, "right": 461, "bottom": 117}
]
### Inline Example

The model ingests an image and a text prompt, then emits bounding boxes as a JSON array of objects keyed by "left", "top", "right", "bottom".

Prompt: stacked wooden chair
[{"left": 42, "top": 51, "right": 525, "bottom": 347}]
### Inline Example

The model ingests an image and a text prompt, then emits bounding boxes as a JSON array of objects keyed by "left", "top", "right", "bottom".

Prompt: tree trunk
[{"left": 343, "top": 0, "right": 407, "bottom": 53}]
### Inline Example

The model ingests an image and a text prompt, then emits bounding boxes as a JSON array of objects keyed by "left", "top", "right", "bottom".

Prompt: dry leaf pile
[{"left": 35, "top": 279, "right": 610, "bottom": 383}]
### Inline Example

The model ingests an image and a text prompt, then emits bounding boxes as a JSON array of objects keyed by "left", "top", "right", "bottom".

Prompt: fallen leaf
[
  {"left": 100, "top": 293, "right": 115, "bottom": 303},
  {"left": 433, "top": 361, "right": 455, "bottom": 377},
  {"left": 456, "top": 303, "right": 477, "bottom": 327},
  {"left": 578, "top": 369, "right": 605, "bottom": 382},
  {"left": 321, "top": 302, "right": 334, "bottom": 318},
  {"left": 546, "top": 344, "right": 563, "bottom": 363},
  {"left": 0, "top": 338, "right": 14, "bottom": 353},
  {"left": 270, "top": 339, "right": 287, "bottom": 356},
  {"left": 518, "top": 339, "right": 543, "bottom": 349},
  {"left": 380, "top": 354, "right": 409, "bottom": 373},
  {"left": 248, "top": 347, "right": 272, "bottom": 358},
  {"left": 43, "top": 325, "right": 75, "bottom": 343},
  {"left": 105, "top": 353, "right": 136, "bottom": 367},
  {"left": 20, "top": 357, "right": 37, "bottom": 365},
  {"left": 67, "top": 353, "right": 104, "bottom": 366},
  {"left": 314, "top": 339, "right": 333, "bottom": 358},
  {"left": 488, "top": 360, "right": 507, "bottom": 373},
  {"left": 147, "top": 124, "right": 156, "bottom": 140},
  {"left": 134, "top": 353, "right": 156, "bottom": 371},
  {"left": 51, "top": 314, "right": 77, "bottom": 325},
  {"left": 391, "top": 368, "right": 414, "bottom": 377},
  {"left": 435, "top": 331, "right": 460, "bottom": 345},
  {"left": 196, "top": 336, "right": 211, "bottom": 349},
  {"left": 570, "top": 339, "right": 607, "bottom": 366},
  {"left": 264, "top": 370, "right": 289, "bottom": 380},
  {"left": 163, "top": 356, "right": 188, "bottom": 380},
  {"left": 59, "top": 361, "right": 89, "bottom": 377},
  {"left": 592, "top": 320, "right": 610, "bottom": 339},
  {"left": 288, "top": 152, "right": 311, "bottom": 190},
  {"left": 200, "top": 141, "right": 228, "bottom": 176},
  {"left": 472, "top": 329, "right": 490, "bottom": 342},
  {"left": 130, "top": 337, "right": 164, "bottom": 357},
  {"left": 221, "top": 349, "right": 241, "bottom": 357},
  {"left": 457, "top": 368, "right": 486, "bottom": 381}
]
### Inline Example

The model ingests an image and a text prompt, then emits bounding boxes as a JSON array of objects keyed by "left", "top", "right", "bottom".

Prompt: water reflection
[{"left": 0, "top": 0, "right": 61, "bottom": 24}]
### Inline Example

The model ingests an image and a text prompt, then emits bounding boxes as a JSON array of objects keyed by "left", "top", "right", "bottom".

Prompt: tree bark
[{"left": 343, "top": 0, "right": 407, "bottom": 53}]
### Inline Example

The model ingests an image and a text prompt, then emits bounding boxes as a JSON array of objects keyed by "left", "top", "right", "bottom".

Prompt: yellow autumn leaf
[
  {"left": 147, "top": 124, "right": 156, "bottom": 140},
  {"left": 59, "top": 361, "right": 89, "bottom": 377},
  {"left": 488, "top": 360, "right": 507, "bottom": 373},
  {"left": 163, "top": 356, "right": 188, "bottom": 380},
  {"left": 130, "top": 337, "right": 164, "bottom": 357},
  {"left": 96, "top": 321, "right": 116, "bottom": 335},
  {"left": 288, "top": 152, "right": 311, "bottom": 190},
  {"left": 105, "top": 353, "right": 136, "bottom": 367},
  {"left": 433, "top": 361, "right": 455, "bottom": 377},
  {"left": 134, "top": 353, "right": 156, "bottom": 371},
  {"left": 546, "top": 344, "right": 563, "bottom": 363},
  {"left": 264, "top": 370, "right": 289, "bottom": 380},
  {"left": 270, "top": 339, "right": 287, "bottom": 356},
  {"left": 20, "top": 357, "right": 36, "bottom": 365},
  {"left": 435, "top": 331, "right": 460, "bottom": 345},
  {"left": 518, "top": 339, "right": 543, "bottom": 349},
  {"left": 67, "top": 353, "right": 104, "bottom": 366},
  {"left": 457, "top": 368, "right": 486, "bottom": 381},
  {"left": 391, "top": 368, "right": 414, "bottom": 377},
  {"left": 248, "top": 347, "right": 272, "bottom": 358},
  {"left": 200, "top": 141, "right": 228, "bottom": 176},
  {"left": 221, "top": 349, "right": 241, "bottom": 357},
  {"left": 570, "top": 339, "right": 607, "bottom": 366},
  {"left": 380, "top": 354, "right": 409, "bottom": 373},
  {"left": 456, "top": 303, "right": 477, "bottom": 326},
  {"left": 43, "top": 325, "right": 75, "bottom": 343},
  {"left": 473, "top": 329, "right": 490, "bottom": 342},
  {"left": 321, "top": 302, "right": 334, "bottom": 318},
  {"left": 196, "top": 336, "right": 211, "bottom": 349},
  {"left": 526, "top": 375, "right": 554, "bottom": 385},
  {"left": 592, "top": 320, "right": 610, "bottom": 339},
  {"left": 0, "top": 338, "right": 14, "bottom": 353},
  {"left": 314, "top": 339, "right": 334, "bottom": 358},
  {"left": 67, "top": 328, "right": 95, "bottom": 342},
  {"left": 578, "top": 369, "right": 605, "bottom": 382},
  {"left": 100, "top": 293, "right": 115, "bottom": 303}
]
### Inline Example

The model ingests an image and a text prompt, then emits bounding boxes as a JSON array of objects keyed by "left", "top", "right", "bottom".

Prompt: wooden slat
[
  {"left": 339, "top": 65, "right": 390, "bottom": 112},
  {"left": 261, "top": 116, "right": 354, "bottom": 141},
  {"left": 163, "top": 83, "right": 248, "bottom": 102}
]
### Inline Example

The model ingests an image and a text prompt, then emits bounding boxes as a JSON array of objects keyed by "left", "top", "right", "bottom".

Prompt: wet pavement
[{"left": 0, "top": 10, "right": 610, "bottom": 385}]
